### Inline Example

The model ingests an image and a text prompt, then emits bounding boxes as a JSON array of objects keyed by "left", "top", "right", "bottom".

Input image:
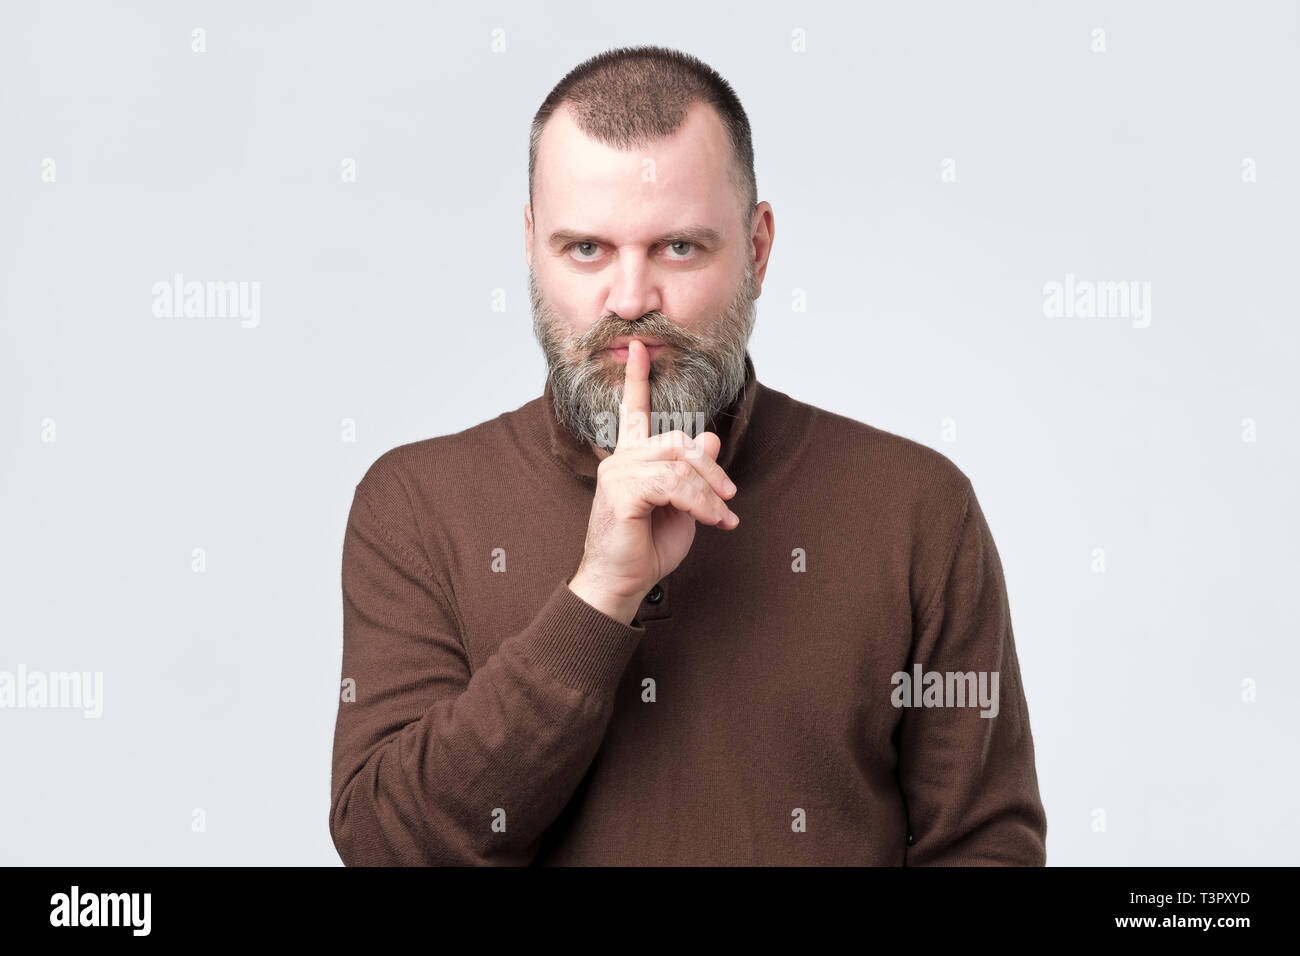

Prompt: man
[{"left": 329, "top": 45, "right": 1048, "bottom": 866}]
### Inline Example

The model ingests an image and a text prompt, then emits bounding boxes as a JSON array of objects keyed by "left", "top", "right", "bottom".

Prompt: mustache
[{"left": 577, "top": 313, "right": 701, "bottom": 354}]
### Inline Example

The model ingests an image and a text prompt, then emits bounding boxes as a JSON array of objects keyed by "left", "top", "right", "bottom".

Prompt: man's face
[{"left": 526, "top": 101, "right": 759, "bottom": 450}]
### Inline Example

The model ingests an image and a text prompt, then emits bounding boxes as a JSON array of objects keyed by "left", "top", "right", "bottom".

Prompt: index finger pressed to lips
[{"left": 616, "top": 339, "right": 651, "bottom": 451}]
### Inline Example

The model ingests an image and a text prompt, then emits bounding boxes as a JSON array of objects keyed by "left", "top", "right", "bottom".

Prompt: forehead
[{"left": 533, "top": 100, "right": 737, "bottom": 237}]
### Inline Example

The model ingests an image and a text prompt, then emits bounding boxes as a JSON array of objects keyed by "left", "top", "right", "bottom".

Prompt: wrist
[{"left": 567, "top": 568, "right": 643, "bottom": 625}]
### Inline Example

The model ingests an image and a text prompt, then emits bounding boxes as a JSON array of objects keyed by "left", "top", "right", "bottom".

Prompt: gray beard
[{"left": 530, "top": 261, "right": 756, "bottom": 450}]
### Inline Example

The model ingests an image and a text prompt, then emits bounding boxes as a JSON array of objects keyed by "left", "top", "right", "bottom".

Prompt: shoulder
[
  {"left": 771, "top": 388, "right": 983, "bottom": 613},
  {"left": 351, "top": 396, "right": 539, "bottom": 521},
  {"left": 767, "top": 385, "right": 973, "bottom": 514}
]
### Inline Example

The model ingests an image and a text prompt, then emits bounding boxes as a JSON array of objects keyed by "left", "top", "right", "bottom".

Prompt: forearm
[{"left": 331, "top": 578, "right": 644, "bottom": 866}]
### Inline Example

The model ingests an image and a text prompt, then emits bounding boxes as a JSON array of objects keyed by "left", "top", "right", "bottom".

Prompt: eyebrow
[{"left": 547, "top": 224, "right": 723, "bottom": 251}]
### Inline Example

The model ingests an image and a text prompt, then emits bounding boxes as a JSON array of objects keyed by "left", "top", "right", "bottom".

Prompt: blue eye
[
  {"left": 666, "top": 241, "right": 695, "bottom": 257},
  {"left": 570, "top": 242, "right": 600, "bottom": 260}
]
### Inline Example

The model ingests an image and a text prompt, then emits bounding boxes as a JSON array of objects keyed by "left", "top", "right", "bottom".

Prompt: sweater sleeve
[
  {"left": 328, "top": 472, "right": 646, "bottom": 866},
  {"left": 897, "top": 481, "right": 1048, "bottom": 866}
]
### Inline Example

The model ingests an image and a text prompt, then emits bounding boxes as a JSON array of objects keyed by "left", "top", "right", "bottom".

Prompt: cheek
[
  {"left": 665, "top": 300, "right": 714, "bottom": 335},
  {"left": 672, "top": 274, "right": 736, "bottom": 327},
  {"left": 536, "top": 293, "right": 584, "bottom": 338},
  {"left": 543, "top": 283, "right": 600, "bottom": 331}
]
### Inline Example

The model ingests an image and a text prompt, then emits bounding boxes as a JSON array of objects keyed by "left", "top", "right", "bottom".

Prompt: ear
[
  {"left": 748, "top": 201, "right": 775, "bottom": 297},
  {"left": 524, "top": 202, "right": 534, "bottom": 269}
]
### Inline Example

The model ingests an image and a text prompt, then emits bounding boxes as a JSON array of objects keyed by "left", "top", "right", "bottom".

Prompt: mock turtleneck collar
[{"left": 542, "top": 351, "right": 762, "bottom": 483}]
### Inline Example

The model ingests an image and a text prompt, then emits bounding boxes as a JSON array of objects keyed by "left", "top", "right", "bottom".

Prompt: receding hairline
[
  {"left": 533, "top": 101, "right": 744, "bottom": 219},
  {"left": 527, "top": 46, "right": 757, "bottom": 230}
]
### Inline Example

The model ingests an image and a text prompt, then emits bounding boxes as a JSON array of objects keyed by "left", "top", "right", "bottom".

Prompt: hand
[{"left": 567, "top": 339, "right": 740, "bottom": 623}]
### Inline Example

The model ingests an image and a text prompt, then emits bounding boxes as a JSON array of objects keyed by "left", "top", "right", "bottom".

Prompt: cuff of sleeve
[{"left": 513, "top": 578, "right": 647, "bottom": 698}]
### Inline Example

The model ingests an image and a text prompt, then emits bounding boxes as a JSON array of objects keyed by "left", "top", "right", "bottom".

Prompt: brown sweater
[{"left": 329, "top": 352, "right": 1048, "bottom": 865}]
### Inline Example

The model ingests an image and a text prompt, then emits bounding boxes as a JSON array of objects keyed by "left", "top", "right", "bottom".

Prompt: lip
[
  {"left": 606, "top": 343, "right": 666, "bottom": 363},
  {"left": 606, "top": 336, "right": 666, "bottom": 349}
]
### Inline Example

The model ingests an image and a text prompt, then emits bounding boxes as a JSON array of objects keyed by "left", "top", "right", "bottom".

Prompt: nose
[{"left": 604, "top": 257, "right": 662, "bottom": 325}]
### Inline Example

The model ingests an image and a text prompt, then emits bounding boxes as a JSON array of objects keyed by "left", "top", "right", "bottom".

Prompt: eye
[
  {"left": 665, "top": 241, "right": 696, "bottom": 258},
  {"left": 568, "top": 241, "right": 601, "bottom": 261}
]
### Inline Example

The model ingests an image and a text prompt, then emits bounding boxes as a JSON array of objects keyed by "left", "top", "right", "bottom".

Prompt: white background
[{"left": 1, "top": 0, "right": 1296, "bottom": 864}]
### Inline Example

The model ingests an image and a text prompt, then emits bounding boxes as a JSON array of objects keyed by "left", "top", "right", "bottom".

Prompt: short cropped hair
[{"left": 529, "top": 45, "right": 757, "bottom": 232}]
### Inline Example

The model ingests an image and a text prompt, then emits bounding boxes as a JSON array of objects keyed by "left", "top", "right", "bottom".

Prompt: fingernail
[{"left": 723, "top": 479, "right": 737, "bottom": 496}]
